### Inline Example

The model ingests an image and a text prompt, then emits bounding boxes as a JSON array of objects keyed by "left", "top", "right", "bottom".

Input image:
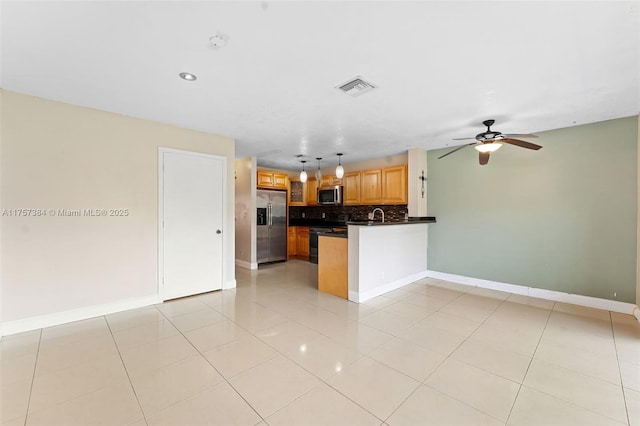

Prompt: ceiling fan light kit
[
  {"left": 439, "top": 119, "right": 542, "bottom": 165},
  {"left": 475, "top": 143, "right": 502, "bottom": 153}
]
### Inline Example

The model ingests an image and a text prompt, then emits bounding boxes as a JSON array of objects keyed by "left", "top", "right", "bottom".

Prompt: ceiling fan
[{"left": 439, "top": 119, "right": 542, "bottom": 165}]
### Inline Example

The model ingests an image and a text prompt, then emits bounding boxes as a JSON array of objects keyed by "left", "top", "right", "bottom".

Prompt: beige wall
[
  {"left": 0, "top": 90, "right": 235, "bottom": 329},
  {"left": 235, "top": 157, "right": 257, "bottom": 269},
  {"left": 408, "top": 148, "right": 428, "bottom": 217}
]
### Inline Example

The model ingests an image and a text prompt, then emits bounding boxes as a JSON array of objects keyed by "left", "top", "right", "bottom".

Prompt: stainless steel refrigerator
[{"left": 257, "top": 189, "right": 287, "bottom": 264}]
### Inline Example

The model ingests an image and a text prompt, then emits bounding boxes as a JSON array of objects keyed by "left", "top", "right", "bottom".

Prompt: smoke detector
[
  {"left": 209, "top": 32, "right": 229, "bottom": 48},
  {"left": 336, "top": 76, "right": 377, "bottom": 97}
]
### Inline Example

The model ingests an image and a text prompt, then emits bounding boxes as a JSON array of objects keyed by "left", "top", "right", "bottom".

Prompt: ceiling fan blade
[
  {"left": 452, "top": 137, "right": 476, "bottom": 141},
  {"left": 438, "top": 142, "right": 477, "bottom": 159},
  {"left": 502, "top": 138, "right": 542, "bottom": 150},
  {"left": 479, "top": 152, "right": 490, "bottom": 165},
  {"left": 502, "top": 133, "right": 539, "bottom": 138}
]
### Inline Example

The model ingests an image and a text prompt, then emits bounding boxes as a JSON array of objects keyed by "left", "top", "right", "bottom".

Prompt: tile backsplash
[{"left": 289, "top": 204, "right": 408, "bottom": 222}]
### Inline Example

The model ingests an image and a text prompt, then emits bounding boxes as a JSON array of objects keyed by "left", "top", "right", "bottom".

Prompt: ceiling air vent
[{"left": 336, "top": 76, "right": 377, "bottom": 97}]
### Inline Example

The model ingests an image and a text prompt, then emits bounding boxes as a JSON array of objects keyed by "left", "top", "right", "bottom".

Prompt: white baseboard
[
  {"left": 1, "top": 295, "right": 160, "bottom": 337},
  {"left": 223, "top": 278, "right": 237, "bottom": 290},
  {"left": 426, "top": 270, "right": 639, "bottom": 316},
  {"left": 350, "top": 270, "right": 430, "bottom": 303},
  {"left": 235, "top": 259, "right": 257, "bottom": 270}
]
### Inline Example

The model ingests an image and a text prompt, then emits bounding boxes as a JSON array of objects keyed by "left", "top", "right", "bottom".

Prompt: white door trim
[{"left": 158, "top": 147, "right": 228, "bottom": 301}]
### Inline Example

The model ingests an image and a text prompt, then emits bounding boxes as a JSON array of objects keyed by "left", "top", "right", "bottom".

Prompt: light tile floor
[{"left": 1, "top": 260, "right": 639, "bottom": 426}]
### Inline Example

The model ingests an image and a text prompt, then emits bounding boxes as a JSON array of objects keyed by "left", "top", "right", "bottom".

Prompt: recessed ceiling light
[{"left": 179, "top": 72, "right": 197, "bottom": 81}]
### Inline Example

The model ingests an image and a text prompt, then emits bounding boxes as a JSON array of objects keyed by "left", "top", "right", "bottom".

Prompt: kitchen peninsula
[{"left": 318, "top": 218, "right": 436, "bottom": 303}]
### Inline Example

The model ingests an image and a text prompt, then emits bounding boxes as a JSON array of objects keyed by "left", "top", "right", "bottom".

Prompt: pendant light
[
  {"left": 299, "top": 160, "right": 308, "bottom": 183},
  {"left": 315, "top": 158, "right": 323, "bottom": 181},
  {"left": 335, "top": 153, "right": 344, "bottom": 178}
]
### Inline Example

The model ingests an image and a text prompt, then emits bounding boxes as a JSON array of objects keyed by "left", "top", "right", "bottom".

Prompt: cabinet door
[
  {"left": 297, "top": 227, "right": 310, "bottom": 259},
  {"left": 360, "top": 169, "right": 382, "bottom": 204},
  {"left": 287, "top": 227, "right": 297, "bottom": 258},
  {"left": 257, "top": 171, "right": 274, "bottom": 188},
  {"left": 306, "top": 179, "right": 318, "bottom": 205},
  {"left": 320, "top": 175, "right": 342, "bottom": 187},
  {"left": 343, "top": 171, "right": 361, "bottom": 205},
  {"left": 382, "top": 165, "right": 407, "bottom": 204},
  {"left": 273, "top": 173, "right": 288, "bottom": 189},
  {"left": 289, "top": 179, "right": 306, "bottom": 206}
]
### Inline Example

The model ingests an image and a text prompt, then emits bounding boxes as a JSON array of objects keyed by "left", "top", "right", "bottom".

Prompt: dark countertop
[
  {"left": 317, "top": 231, "right": 349, "bottom": 239},
  {"left": 289, "top": 218, "right": 347, "bottom": 227},
  {"left": 347, "top": 217, "right": 436, "bottom": 226}
]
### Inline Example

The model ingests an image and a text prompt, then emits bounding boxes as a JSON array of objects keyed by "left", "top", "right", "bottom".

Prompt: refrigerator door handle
[{"left": 268, "top": 203, "right": 272, "bottom": 227}]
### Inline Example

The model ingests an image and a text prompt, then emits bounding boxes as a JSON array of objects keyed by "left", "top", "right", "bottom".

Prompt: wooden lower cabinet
[
  {"left": 287, "top": 227, "right": 297, "bottom": 258},
  {"left": 318, "top": 235, "right": 348, "bottom": 299},
  {"left": 296, "top": 227, "right": 310, "bottom": 260},
  {"left": 288, "top": 226, "right": 309, "bottom": 260}
]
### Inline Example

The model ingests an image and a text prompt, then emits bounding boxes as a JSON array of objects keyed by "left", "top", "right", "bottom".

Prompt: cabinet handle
[{"left": 216, "top": 229, "right": 222, "bottom": 234}]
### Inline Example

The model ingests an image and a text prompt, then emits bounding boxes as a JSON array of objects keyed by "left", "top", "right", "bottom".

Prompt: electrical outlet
[{"left": 322, "top": 212, "right": 326, "bottom": 219}]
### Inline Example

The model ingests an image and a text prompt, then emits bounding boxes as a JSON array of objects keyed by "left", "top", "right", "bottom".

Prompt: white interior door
[{"left": 161, "top": 149, "right": 225, "bottom": 300}]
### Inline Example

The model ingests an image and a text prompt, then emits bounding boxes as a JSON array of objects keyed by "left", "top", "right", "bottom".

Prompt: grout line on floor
[
  {"left": 503, "top": 300, "right": 553, "bottom": 426},
  {"left": 154, "top": 303, "right": 268, "bottom": 424},
  {"left": 105, "top": 315, "right": 149, "bottom": 426},
  {"left": 610, "top": 310, "right": 632, "bottom": 426},
  {"left": 22, "top": 328, "right": 42, "bottom": 426},
  {"left": 214, "top": 302, "right": 387, "bottom": 423},
  {"left": 199, "top": 279, "right": 394, "bottom": 423}
]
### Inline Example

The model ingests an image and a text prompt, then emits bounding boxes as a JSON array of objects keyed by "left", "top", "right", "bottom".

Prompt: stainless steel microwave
[{"left": 317, "top": 185, "right": 343, "bottom": 205}]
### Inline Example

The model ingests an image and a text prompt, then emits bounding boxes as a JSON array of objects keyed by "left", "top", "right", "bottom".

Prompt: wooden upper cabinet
[
  {"left": 360, "top": 169, "right": 382, "bottom": 204},
  {"left": 274, "top": 173, "right": 288, "bottom": 188},
  {"left": 382, "top": 165, "right": 408, "bottom": 204},
  {"left": 358, "top": 165, "right": 407, "bottom": 205},
  {"left": 257, "top": 171, "right": 274, "bottom": 187},
  {"left": 320, "top": 174, "right": 342, "bottom": 187},
  {"left": 343, "top": 171, "right": 361, "bottom": 205},
  {"left": 257, "top": 170, "right": 288, "bottom": 190},
  {"left": 289, "top": 179, "right": 306, "bottom": 206},
  {"left": 306, "top": 178, "right": 318, "bottom": 205}
]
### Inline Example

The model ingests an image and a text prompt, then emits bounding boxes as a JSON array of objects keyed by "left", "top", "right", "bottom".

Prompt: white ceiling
[{"left": 2, "top": 1, "right": 639, "bottom": 171}]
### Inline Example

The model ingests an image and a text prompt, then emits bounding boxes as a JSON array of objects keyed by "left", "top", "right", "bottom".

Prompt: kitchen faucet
[{"left": 370, "top": 208, "right": 385, "bottom": 223}]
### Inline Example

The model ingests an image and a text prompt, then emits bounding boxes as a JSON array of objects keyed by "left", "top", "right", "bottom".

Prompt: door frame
[{"left": 158, "top": 147, "right": 228, "bottom": 301}]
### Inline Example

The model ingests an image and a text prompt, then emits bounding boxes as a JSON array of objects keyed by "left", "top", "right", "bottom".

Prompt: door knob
[{"left": 216, "top": 229, "right": 222, "bottom": 234}]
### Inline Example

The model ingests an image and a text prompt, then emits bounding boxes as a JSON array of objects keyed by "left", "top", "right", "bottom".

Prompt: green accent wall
[{"left": 427, "top": 117, "right": 638, "bottom": 303}]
